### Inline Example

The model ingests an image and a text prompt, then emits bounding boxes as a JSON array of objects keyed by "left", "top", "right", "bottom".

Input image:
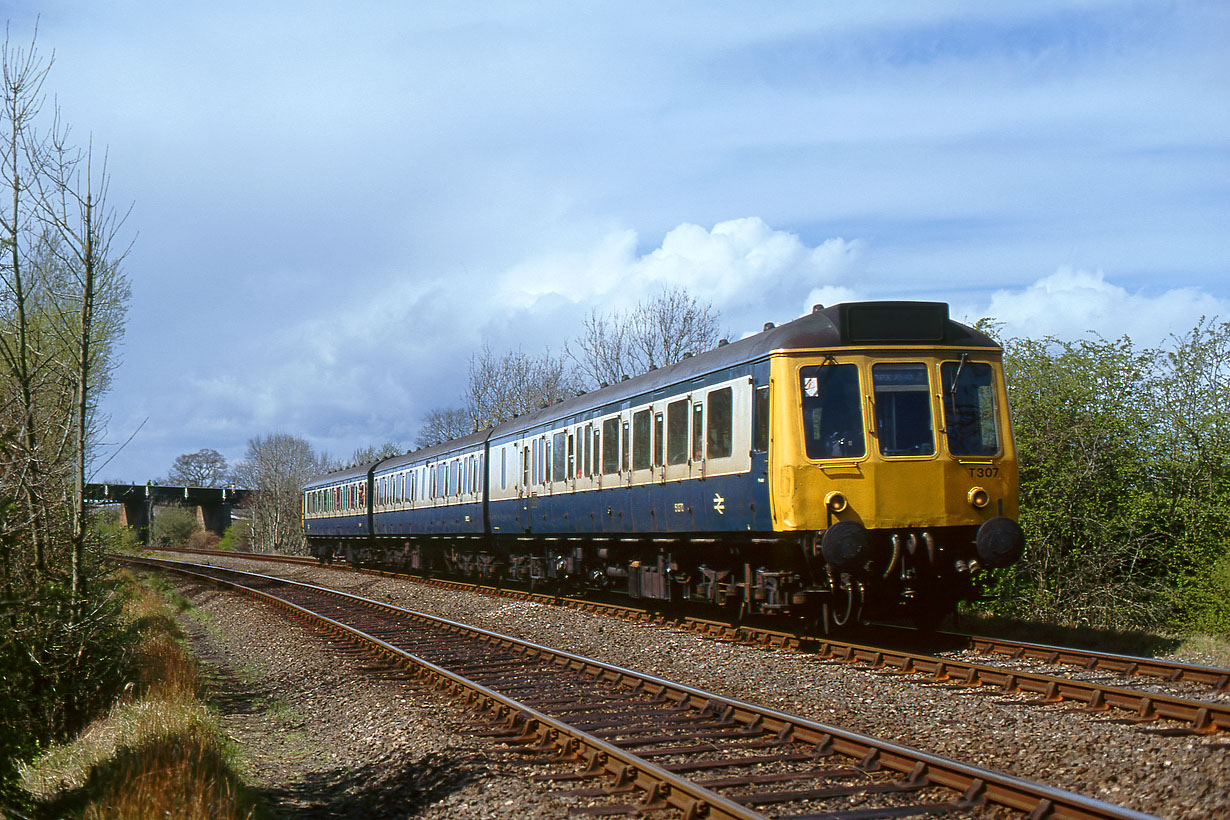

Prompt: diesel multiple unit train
[{"left": 302, "top": 301, "right": 1024, "bottom": 630}]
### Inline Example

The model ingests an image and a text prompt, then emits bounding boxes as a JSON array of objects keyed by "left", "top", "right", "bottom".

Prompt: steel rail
[
  {"left": 138, "top": 548, "right": 1230, "bottom": 727},
  {"left": 118, "top": 554, "right": 1162, "bottom": 820},
  {"left": 938, "top": 632, "right": 1230, "bottom": 693}
]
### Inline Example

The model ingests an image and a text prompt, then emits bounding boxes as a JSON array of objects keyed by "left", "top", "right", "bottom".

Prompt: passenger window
[
  {"left": 941, "top": 361, "right": 1000, "bottom": 456},
  {"left": 632, "top": 409, "right": 651, "bottom": 470},
  {"left": 568, "top": 433, "right": 577, "bottom": 478},
  {"left": 522, "top": 447, "right": 530, "bottom": 487},
  {"left": 622, "top": 420, "right": 630, "bottom": 471},
  {"left": 692, "top": 404, "right": 704, "bottom": 461},
  {"left": 873, "top": 363, "right": 935, "bottom": 456},
  {"left": 592, "top": 428, "right": 600, "bottom": 475},
  {"left": 666, "top": 399, "right": 688, "bottom": 465},
  {"left": 501, "top": 448, "right": 507, "bottom": 490},
  {"left": 602, "top": 418, "right": 619, "bottom": 474},
  {"left": 544, "top": 437, "right": 552, "bottom": 483},
  {"left": 753, "top": 385, "right": 769, "bottom": 452},
  {"left": 653, "top": 412, "right": 664, "bottom": 467},
  {"left": 553, "top": 431, "right": 567, "bottom": 480},
  {"left": 532, "top": 440, "right": 539, "bottom": 485},
  {"left": 706, "top": 387, "right": 733, "bottom": 459},
  {"left": 583, "top": 424, "right": 592, "bottom": 476}
]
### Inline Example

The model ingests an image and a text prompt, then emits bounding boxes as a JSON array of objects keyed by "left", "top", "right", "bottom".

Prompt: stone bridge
[{"left": 85, "top": 483, "right": 253, "bottom": 545}]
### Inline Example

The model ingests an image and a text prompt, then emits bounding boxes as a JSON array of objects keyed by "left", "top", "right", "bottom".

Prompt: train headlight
[
  {"left": 967, "top": 487, "right": 990, "bottom": 509},
  {"left": 825, "top": 491, "right": 848, "bottom": 513}
]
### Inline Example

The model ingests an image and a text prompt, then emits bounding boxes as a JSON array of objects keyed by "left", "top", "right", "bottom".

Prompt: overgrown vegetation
[
  {"left": 149, "top": 504, "right": 203, "bottom": 548},
  {"left": 216, "top": 519, "right": 251, "bottom": 552},
  {"left": 983, "top": 320, "right": 1230, "bottom": 635},
  {"left": 0, "top": 27, "right": 136, "bottom": 814},
  {"left": 18, "top": 573, "right": 263, "bottom": 819}
]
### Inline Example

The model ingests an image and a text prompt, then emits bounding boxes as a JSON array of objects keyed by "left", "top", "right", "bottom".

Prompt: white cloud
[
  {"left": 970, "top": 268, "right": 1229, "bottom": 345},
  {"left": 493, "top": 218, "right": 866, "bottom": 324}
]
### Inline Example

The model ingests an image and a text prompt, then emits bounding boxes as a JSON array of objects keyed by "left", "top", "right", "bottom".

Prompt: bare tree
[
  {"left": 569, "top": 307, "right": 631, "bottom": 390},
  {"left": 231, "top": 433, "right": 325, "bottom": 555},
  {"left": 167, "top": 448, "right": 229, "bottom": 487},
  {"left": 350, "top": 441, "right": 402, "bottom": 465},
  {"left": 38, "top": 132, "right": 131, "bottom": 601},
  {"left": 568, "top": 285, "right": 722, "bottom": 389},
  {"left": 415, "top": 407, "right": 473, "bottom": 449},
  {"left": 0, "top": 28, "right": 53, "bottom": 576},
  {"left": 465, "top": 344, "right": 578, "bottom": 430}
]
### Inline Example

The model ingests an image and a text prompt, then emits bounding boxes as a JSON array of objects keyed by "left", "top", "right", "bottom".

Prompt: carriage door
[{"left": 664, "top": 397, "right": 691, "bottom": 483}]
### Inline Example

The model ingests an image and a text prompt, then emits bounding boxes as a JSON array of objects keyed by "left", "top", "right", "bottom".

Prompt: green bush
[
  {"left": 150, "top": 505, "right": 202, "bottom": 548},
  {"left": 989, "top": 321, "right": 1230, "bottom": 634},
  {"left": 216, "top": 520, "right": 251, "bottom": 552},
  {"left": 88, "top": 507, "right": 140, "bottom": 550},
  {"left": 1180, "top": 550, "right": 1230, "bottom": 635}
]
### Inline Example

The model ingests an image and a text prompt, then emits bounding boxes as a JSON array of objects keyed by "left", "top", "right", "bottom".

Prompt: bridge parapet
[{"left": 86, "top": 484, "right": 253, "bottom": 544}]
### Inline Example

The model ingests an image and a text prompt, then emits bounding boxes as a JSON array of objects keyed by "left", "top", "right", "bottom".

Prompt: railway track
[
  {"left": 139, "top": 548, "right": 1230, "bottom": 733},
  {"left": 119, "top": 554, "right": 1160, "bottom": 820}
]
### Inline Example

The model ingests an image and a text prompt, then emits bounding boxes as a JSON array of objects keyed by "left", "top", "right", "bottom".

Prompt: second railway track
[
  {"left": 119, "top": 554, "right": 1184, "bottom": 820},
  {"left": 144, "top": 548, "right": 1230, "bottom": 732}
]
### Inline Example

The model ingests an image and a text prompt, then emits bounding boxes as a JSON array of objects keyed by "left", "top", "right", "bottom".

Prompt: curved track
[
  {"left": 142, "top": 548, "right": 1230, "bottom": 731},
  {"left": 120, "top": 553, "right": 1165, "bottom": 820}
]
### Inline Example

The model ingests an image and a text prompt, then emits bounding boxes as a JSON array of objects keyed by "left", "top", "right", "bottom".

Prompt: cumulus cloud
[
  {"left": 493, "top": 217, "right": 866, "bottom": 327},
  {"left": 967, "top": 267, "right": 1229, "bottom": 345}
]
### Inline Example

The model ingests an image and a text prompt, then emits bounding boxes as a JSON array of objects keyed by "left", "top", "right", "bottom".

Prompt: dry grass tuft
[{"left": 20, "top": 575, "right": 263, "bottom": 820}]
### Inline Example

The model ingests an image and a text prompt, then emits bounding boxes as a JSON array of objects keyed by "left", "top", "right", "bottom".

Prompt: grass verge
[{"left": 18, "top": 572, "right": 266, "bottom": 820}]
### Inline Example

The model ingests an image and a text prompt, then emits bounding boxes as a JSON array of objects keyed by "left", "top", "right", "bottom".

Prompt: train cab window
[
  {"left": 941, "top": 360, "right": 1000, "bottom": 456},
  {"left": 601, "top": 418, "right": 619, "bottom": 474},
  {"left": 800, "top": 364, "right": 866, "bottom": 459},
  {"left": 632, "top": 409, "right": 652, "bottom": 470},
  {"left": 666, "top": 399, "right": 688, "bottom": 465},
  {"left": 873, "top": 363, "right": 936, "bottom": 456},
  {"left": 706, "top": 387, "right": 733, "bottom": 459},
  {"left": 753, "top": 385, "right": 770, "bottom": 452}
]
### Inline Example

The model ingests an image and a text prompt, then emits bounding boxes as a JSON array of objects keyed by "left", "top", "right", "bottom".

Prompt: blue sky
[{"left": 7, "top": 1, "right": 1227, "bottom": 481}]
